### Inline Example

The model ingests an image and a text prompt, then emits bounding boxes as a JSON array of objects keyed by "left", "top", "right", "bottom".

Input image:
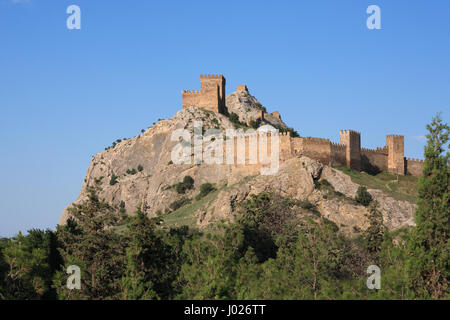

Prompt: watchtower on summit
[{"left": 182, "top": 74, "right": 226, "bottom": 114}]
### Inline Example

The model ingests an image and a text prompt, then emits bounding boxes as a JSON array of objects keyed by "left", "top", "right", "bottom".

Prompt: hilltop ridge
[{"left": 60, "top": 81, "right": 418, "bottom": 235}]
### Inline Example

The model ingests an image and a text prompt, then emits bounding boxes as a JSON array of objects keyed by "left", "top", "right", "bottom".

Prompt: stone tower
[
  {"left": 340, "top": 130, "right": 361, "bottom": 171},
  {"left": 182, "top": 74, "right": 226, "bottom": 113},
  {"left": 386, "top": 134, "right": 405, "bottom": 175}
]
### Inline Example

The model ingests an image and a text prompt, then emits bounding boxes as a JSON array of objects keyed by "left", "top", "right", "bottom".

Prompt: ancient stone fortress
[
  {"left": 182, "top": 74, "right": 424, "bottom": 177},
  {"left": 182, "top": 74, "right": 227, "bottom": 114}
]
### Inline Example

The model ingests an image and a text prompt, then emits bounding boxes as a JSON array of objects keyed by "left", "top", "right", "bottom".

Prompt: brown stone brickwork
[
  {"left": 340, "top": 130, "right": 361, "bottom": 171},
  {"left": 301, "top": 137, "right": 332, "bottom": 165},
  {"left": 405, "top": 158, "right": 424, "bottom": 176},
  {"left": 182, "top": 74, "right": 226, "bottom": 113},
  {"left": 195, "top": 128, "right": 423, "bottom": 177},
  {"left": 386, "top": 135, "right": 405, "bottom": 175},
  {"left": 361, "top": 147, "right": 388, "bottom": 173},
  {"left": 330, "top": 142, "right": 346, "bottom": 167}
]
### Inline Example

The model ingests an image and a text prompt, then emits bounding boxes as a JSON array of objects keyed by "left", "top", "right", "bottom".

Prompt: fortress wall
[
  {"left": 302, "top": 137, "right": 331, "bottom": 165},
  {"left": 181, "top": 75, "right": 420, "bottom": 176},
  {"left": 183, "top": 74, "right": 226, "bottom": 113},
  {"left": 360, "top": 147, "right": 388, "bottom": 172},
  {"left": 182, "top": 89, "right": 220, "bottom": 112},
  {"left": 243, "top": 133, "right": 261, "bottom": 165},
  {"left": 292, "top": 137, "right": 303, "bottom": 156},
  {"left": 200, "top": 74, "right": 225, "bottom": 113},
  {"left": 182, "top": 90, "right": 202, "bottom": 109},
  {"left": 279, "top": 132, "right": 292, "bottom": 161},
  {"left": 205, "top": 130, "right": 420, "bottom": 177},
  {"left": 200, "top": 74, "right": 225, "bottom": 101},
  {"left": 330, "top": 142, "right": 346, "bottom": 167},
  {"left": 199, "top": 89, "right": 220, "bottom": 112},
  {"left": 387, "top": 135, "right": 405, "bottom": 175},
  {"left": 245, "top": 133, "right": 256, "bottom": 165},
  {"left": 217, "top": 131, "right": 277, "bottom": 168},
  {"left": 405, "top": 158, "right": 424, "bottom": 177},
  {"left": 340, "top": 130, "right": 361, "bottom": 171}
]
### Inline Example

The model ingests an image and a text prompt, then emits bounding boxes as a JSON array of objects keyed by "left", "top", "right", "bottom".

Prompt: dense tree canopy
[{"left": 407, "top": 113, "right": 449, "bottom": 299}]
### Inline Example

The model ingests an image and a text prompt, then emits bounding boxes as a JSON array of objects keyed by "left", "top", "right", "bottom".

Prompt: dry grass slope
[{"left": 336, "top": 166, "right": 418, "bottom": 203}]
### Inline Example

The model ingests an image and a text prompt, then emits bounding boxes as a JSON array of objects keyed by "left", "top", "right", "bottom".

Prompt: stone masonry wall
[
  {"left": 386, "top": 135, "right": 405, "bottom": 175},
  {"left": 361, "top": 147, "right": 388, "bottom": 173},
  {"left": 405, "top": 158, "right": 424, "bottom": 176},
  {"left": 182, "top": 74, "right": 226, "bottom": 113},
  {"left": 301, "top": 137, "right": 332, "bottom": 165},
  {"left": 330, "top": 142, "right": 346, "bottom": 167}
]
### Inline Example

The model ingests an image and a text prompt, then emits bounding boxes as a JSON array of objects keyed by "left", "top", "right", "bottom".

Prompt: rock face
[
  {"left": 225, "top": 89, "right": 287, "bottom": 129},
  {"left": 320, "top": 166, "right": 416, "bottom": 230},
  {"left": 60, "top": 90, "right": 416, "bottom": 235},
  {"left": 60, "top": 105, "right": 247, "bottom": 225},
  {"left": 193, "top": 157, "right": 415, "bottom": 233}
]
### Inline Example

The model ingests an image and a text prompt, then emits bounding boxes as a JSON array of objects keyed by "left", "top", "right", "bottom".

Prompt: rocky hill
[
  {"left": 60, "top": 89, "right": 417, "bottom": 235},
  {"left": 225, "top": 89, "right": 287, "bottom": 128}
]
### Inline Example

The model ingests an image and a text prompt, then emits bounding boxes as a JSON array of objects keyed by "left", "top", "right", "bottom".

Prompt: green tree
[
  {"left": 238, "top": 193, "right": 298, "bottom": 262},
  {"left": 0, "top": 232, "right": 52, "bottom": 299},
  {"left": 355, "top": 186, "right": 373, "bottom": 207},
  {"left": 0, "top": 239, "right": 5, "bottom": 299},
  {"left": 229, "top": 112, "right": 239, "bottom": 124},
  {"left": 119, "top": 209, "right": 162, "bottom": 300},
  {"left": 195, "top": 183, "right": 216, "bottom": 200},
  {"left": 183, "top": 176, "right": 194, "bottom": 189},
  {"left": 177, "top": 224, "right": 245, "bottom": 299},
  {"left": 243, "top": 219, "right": 347, "bottom": 300},
  {"left": 376, "top": 230, "right": 411, "bottom": 299},
  {"left": 119, "top": 201, "right": 126, "bottom": 214},
  {"left": 126, "top": 168, "right": 137, "bottom": 175},
  {"left": 120, "top": 208, "right": 181, "bottom": 300},
  {"left": 407, "top": 113, "right": 449, "bottom": 299},
  {"left": 109, "top": 173, "right": 118, "bottom": 186},
  {"left": 364, "top": 202, "right": 385, "bottom": 263},
  {"left": 175, "top": 176, "right": 195, "bottom": 194},
  {"left": 175, "top": 183, "right": 187, "bottom": 194},
  {"left": 55, "top": 186, "right": 126, "bottom": 300},
  {"left": 249, "top": 119, "right": 258, "bottom": 129},
  {"left": 0, "top": 229, "right": 61, "bottom": 300}
]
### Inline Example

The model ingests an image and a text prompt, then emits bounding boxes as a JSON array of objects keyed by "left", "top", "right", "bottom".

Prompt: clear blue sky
[{"left": 0, "top": 0, "right": 449, "bottom": 237}]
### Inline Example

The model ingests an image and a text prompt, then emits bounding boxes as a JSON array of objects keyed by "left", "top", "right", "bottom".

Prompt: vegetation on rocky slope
[
  {"left": 1, "top": 111, "right": 446, "bottom": 300},
  {"left": 336, "top": 166, "right": 419, "bottom": 203}
]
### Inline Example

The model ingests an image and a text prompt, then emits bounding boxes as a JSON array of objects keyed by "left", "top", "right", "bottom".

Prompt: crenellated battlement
[
  {"left": 331, "top": 142, "right": 346, "bottom": 150},
  {"left": 386, "top": 135, "right": 405, "bottom": 175},
  {"left": 361, "top": 147, "right": 387, "bottom": 154},
  {"left": 304, "top": 137, "right": 330, "bottom": 143},
  {"left": 339, "top": 129, "right": 361, "bottom": 171},
  {"left": 200, "top": 74, "right": 224, "bottom": 79},
  {"left": 406, "top": 158, "right": 424, "bottom": 163},
  {"left": 340, "top": 129, "right": 360, "bottom": 135},
  {"left": 405, "top": 157, "right": 424, "bottom": 176},
  {"left": 386, "top": 134, "right": 403, "bottom": 138},
  {"left": 181, "top": 90, "right": 201, "bottom": 95},
  {"left": 182, "top": 74, "right": 226, "bottom": 113}
]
